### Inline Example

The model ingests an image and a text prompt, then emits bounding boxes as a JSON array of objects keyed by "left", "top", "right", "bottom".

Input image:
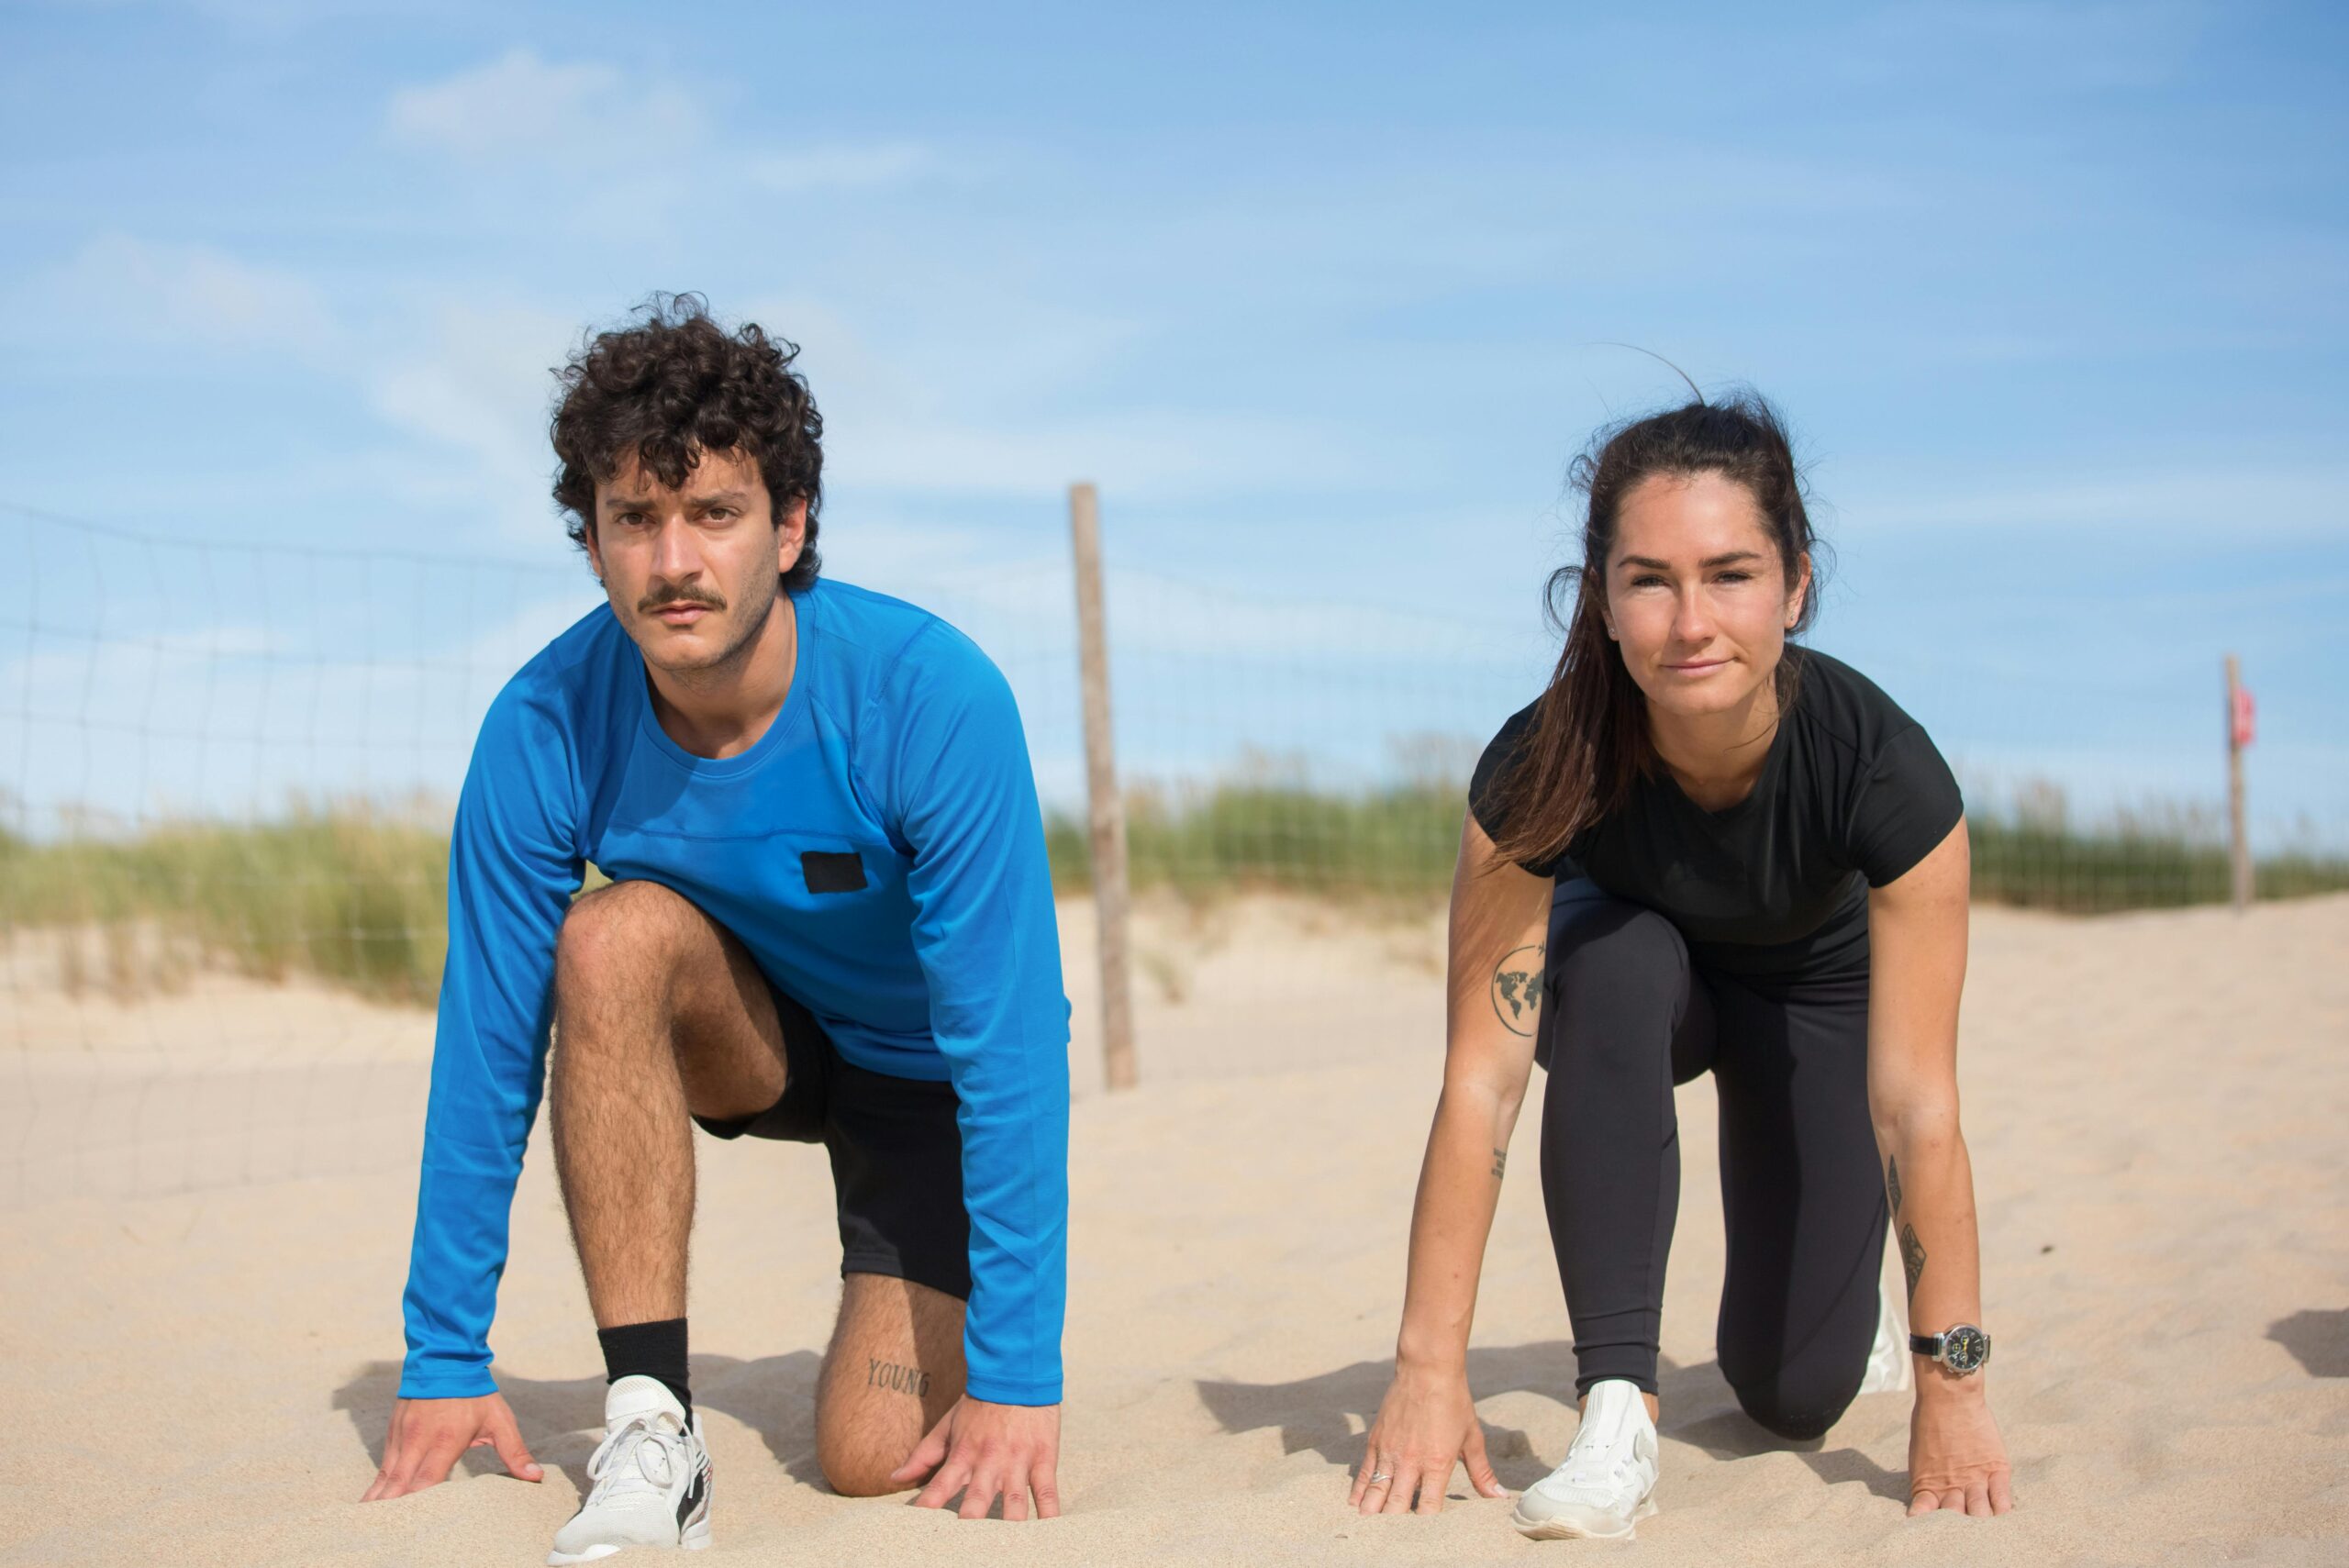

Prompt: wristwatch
[{"left": 1909, "top": 1324, "right": 1991, "bottom": 1375}]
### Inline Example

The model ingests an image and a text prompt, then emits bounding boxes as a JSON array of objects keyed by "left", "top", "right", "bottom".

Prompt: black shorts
[{"left": 691, "top": 984, "right": 972, "bottom": 1303}]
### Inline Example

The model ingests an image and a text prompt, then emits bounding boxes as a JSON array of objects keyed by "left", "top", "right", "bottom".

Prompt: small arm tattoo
[
  {"left": 867, "top": 1357, "right": 931, "bottom": 1398},
  {"left": 1491, "top": 1148, "right": 1508, "bottom": 1179},
  {"left": 1899, "top": 1223, "right": 1927, "bottom": 1302},
  {"left": 1490, "top": 944, "right": 1545, "bottom": 1038},
  {"left": 1887, "top": 1155, "right": 1903, "bottom": 1215}
]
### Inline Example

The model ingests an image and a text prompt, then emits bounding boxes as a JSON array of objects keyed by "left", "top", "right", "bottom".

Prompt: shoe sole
[
  {"left": 546, "top": 1518, "right": 711, "bottom": 1563},
  {"left": 1510, "top": 1496, "right": 1658, "bottom": 1541}
]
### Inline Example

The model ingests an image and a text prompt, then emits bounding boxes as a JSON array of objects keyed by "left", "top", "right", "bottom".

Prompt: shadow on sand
[
  {"left": 1195, "top": 1339, "right": 1907, "bottom": 1504},
  {"left": 334, "top": 1349, "right": 829, "bottom": 1496},
  {"left": 2268, "top": 1308, "right": 2349, "bottom": 1378}
]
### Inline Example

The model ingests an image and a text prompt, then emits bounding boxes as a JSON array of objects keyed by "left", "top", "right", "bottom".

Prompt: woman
[{"left": 1351, "top": 395, "right": 2013, "bottom": 1539}]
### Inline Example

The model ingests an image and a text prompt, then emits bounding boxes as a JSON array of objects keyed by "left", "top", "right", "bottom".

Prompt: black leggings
[{"left": 1537, "top": 879, "right": 1887, "bottom": 1440}]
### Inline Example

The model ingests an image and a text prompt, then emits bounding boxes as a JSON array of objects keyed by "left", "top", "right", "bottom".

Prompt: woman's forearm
[
  {"left": 1864, "top": 827, "right": 1985, "bottom": 1396},
  {"left": 1393, "top": 816, "right": 1549, "bottom": 1376},
  {"left": 1394, "top": 1081, "right": 1520, "bottom": 1373},
  {"left": 1876, "top": 1098, "right": 1986, "bottom": 1388}
]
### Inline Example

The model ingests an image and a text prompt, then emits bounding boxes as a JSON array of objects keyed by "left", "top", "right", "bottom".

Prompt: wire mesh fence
[{"left": 4, "top": 499, "right": 2343, "bottom": 1206}]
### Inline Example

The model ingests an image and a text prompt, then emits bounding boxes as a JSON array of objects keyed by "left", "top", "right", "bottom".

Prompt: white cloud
[
  {"left": 1836, "top": 466, "right": 2349, "bottom": 543},
  {"left": 384, "top": 48, "right": 703, "bottom": 162},
  {"left": 736, "top": 290, "right": 1375, "bottom": 504},
  {"left": 367, "top": 302, "right": 576, "bottom": 538},
  {"left": 826, "top": 407, "right": 1373, "bottom": 504},
  {"left": 908, "top": 559, "right": 1535, "bottom": 669},
  {"left": 745, "top": 141, "right": 932, "bottom": 193},
  {"left": 384, "top": 49, "right": 932, "bottom": 202},
  {"left": 43, "top": 234, "right": 339, "bottom": 358}
]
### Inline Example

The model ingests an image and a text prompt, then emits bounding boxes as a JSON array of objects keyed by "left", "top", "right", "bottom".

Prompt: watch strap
[{"left": 1908, "top": 1331, "right": 1944, "bottom": 1357}]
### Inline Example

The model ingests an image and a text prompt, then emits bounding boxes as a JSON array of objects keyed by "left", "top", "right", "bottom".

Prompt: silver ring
[{"left": 1367, "top": 1470, "right": 1392, "bottom": 1484}]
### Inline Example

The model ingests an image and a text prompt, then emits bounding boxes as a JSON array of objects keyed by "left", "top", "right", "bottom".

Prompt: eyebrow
[
  {"left": 600, "top": 488, "right": 755, "bottom": 511},
  {"left": 1617, "top": 550, "right": 1767, "bottom": 571}
]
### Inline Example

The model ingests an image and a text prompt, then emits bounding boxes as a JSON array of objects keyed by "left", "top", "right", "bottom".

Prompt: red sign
[{"left": 2231, "top": 686, "right": 2255, "bottom": 749}]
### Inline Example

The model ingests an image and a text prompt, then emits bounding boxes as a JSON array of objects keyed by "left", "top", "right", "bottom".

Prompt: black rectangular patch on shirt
[{"left": 800, "top": 850, "right": 868, "bottom": 894}]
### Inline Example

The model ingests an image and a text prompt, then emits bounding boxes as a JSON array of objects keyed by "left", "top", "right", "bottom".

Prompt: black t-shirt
[{"left": 1469, "top": 651, "right": 1964, "bottom": 985}]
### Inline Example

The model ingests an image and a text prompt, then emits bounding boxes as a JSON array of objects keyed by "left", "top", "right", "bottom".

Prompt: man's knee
[
  {"left": 556, "top": 880, "right": 696, "bottom": 1001},
  {"left": 817, "top": 1429, "right": 911, "bottom": 1498},
  {"left": 815, "top": 1275, "right": 965, "bottom": 1497}
]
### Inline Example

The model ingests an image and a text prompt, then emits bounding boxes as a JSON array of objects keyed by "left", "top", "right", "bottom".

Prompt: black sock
[{"left": 597, "top": 1318, "right": 691, "bottom": 1421}]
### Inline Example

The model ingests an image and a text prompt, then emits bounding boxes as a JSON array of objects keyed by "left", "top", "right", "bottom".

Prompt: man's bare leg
[
  {"left": 814, "top": 1274, "right": 967, "bottom": 1496},
  {"left": 550, "top": 879, "right": 791, "bottom": 1327}
]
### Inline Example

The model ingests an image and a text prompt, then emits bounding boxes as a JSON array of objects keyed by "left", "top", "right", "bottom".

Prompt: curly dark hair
[{"left": 551, "top": 293, "right": 824, "bottom": 592}]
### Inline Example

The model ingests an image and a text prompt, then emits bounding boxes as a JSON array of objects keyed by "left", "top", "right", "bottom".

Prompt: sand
[{"left": 2, "top": 893, "right": 2345, "bottom": 1565}]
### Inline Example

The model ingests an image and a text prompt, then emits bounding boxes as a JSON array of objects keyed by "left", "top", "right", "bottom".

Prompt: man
[{"left": 362, "top": 295, "right": 1071, "bottom": 1562}]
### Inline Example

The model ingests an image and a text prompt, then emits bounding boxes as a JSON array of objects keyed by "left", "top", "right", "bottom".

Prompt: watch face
[{"left": 1944, "top": 1326, "right": 1989, "bottom": 1373}]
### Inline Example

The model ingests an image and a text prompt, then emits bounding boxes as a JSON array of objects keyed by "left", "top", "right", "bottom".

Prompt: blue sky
[{"left": 3, "top": 1, "right": 2344, "bottom": 840}]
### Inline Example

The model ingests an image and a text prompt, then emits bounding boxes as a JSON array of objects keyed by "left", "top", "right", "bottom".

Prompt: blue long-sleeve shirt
[{"left": 399, "top": 578, "right": 1072, "bottom": 1407}]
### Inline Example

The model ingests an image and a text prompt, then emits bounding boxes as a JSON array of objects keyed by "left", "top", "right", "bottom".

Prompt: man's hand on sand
[
  {"left": 890, "top": 1396, "right": 1062, "bottom": 1519},
  {"left": 362, "top": 1393, "right": 543, "bottom": 1501},
  {"left": 1352, "top": 1364, "right": 1508, "bottom": 1515}
]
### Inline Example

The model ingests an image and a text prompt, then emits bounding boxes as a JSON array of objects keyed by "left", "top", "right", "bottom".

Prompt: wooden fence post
[
  {"left": 1070, "top": 483, "right": 1137, "bottom": 1089},
  {"left": 2226, "top": 653, "right": 2252, "bottom": 912}
]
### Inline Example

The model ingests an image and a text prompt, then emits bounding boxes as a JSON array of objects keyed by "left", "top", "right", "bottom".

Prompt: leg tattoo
[{"left": 865, "top": 1358, "right": 932, "bottom": 1398}]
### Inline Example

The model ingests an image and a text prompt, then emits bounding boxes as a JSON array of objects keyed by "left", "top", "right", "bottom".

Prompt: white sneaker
[
  {"left": 546, "top": 1375, "right": 712, "bottom": 1565},
  {"left": 1511, "top": 1378, "right": 1660, "bottom": 1541},
  {"left": 1859, "top": 1274, "right": 1912, "bottom": 1396}
]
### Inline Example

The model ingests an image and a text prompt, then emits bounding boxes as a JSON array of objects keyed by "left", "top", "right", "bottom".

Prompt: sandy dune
[{"left": 2, "top": 894, "right": 2344, "bottom": 1565}]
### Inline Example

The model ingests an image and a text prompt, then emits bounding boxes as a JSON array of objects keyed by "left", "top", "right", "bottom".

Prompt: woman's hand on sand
[
  {"left": 890, "top": 1396, "right": 1062, "bottom": 1520},
  {"left": 362, "top": 1394, "right": 542, "bottom": 1501},
  {"left": 1352, "top": 1364, "right": 1508, "bottom": 1515},
  {"left": 1908, "top": 1385, "right": 2014, "bottom": 1518}
]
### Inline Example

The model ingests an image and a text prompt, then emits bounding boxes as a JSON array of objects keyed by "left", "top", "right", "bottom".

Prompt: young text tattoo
[
  {"left": 866, "top": 1358, "right": 931, "bottom": 1398},
  {"left": 1491, "top": 1148, "right": 1508, "bottom": 1180},
  {"left": 1887, "top": 1155, "right": 1903, "bottom": 1215},
  {"left": 1490, "top": 944, "right": 1545, "bottom": 1038},
  {"left": 1899, "top": 1223, "right": 1927, "bottom": 1303}
]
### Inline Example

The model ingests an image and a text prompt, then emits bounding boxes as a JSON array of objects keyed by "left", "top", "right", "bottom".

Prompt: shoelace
[
  {"left": 1545, "top": 1429, "right": 1642, "bottom": 1496},
  {"left": 584, "top": 1415, "right": 684, "bottom": 1504}
]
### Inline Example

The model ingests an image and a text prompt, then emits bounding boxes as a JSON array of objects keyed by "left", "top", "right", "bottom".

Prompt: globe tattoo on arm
[{"left": 1490, "top": 944, "right": 1545, "bottom": 1039}]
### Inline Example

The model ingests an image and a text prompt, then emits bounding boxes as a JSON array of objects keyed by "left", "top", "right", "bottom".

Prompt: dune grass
[
  {"left": 1050, "top": 782, "right": 2349, "bottom": 916},
  {"left": 0, "top": 805, "right": 448, "bottom": 1006},
  {"left": 1044, "top": 782, "right": 1465, "bottom": 901},
  {"left": 3, "top": 782, "right": 2343, "bottom": 1006}
]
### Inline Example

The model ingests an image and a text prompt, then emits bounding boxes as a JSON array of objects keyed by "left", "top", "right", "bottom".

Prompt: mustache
[{"left": 638, "top": 586, "right": 727, "bottom": 614}]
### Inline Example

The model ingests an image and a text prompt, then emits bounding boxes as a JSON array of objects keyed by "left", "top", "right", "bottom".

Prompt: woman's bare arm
[
  {"left": 1866, "top": 817, "right": 2014, "bottom": 1518},
  {"left": 1353, "top": 812, "right": 1552, "bottom": 1515}
]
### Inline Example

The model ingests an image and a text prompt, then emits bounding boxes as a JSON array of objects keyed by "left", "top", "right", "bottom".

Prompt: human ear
[
  {"left": 582, "top": 518, "right": 607, "bottom": 587},
  {"left": 1785, "top": 551, "right": 1811, "bottom": 628},
  {"left": 775, "top": 496, "right": 808, "bottom": 572}
]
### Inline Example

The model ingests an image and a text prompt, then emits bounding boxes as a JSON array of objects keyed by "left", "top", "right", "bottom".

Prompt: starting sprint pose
[
  {"left": 1353, "top": 394, "right": 2013, "bottom": 1538},
  {"left": 361, "top": 295, "right": 1071, "bottom": 1561}
]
